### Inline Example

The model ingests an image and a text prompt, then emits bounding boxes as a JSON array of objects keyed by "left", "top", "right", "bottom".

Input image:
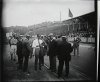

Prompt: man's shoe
[
  {"left": 35, "top": 68, "right": 37, "bottom": 71},
  {"left": 23, "top": 71, "right": 30, "bottom": 75},
  {"left": 65, "top": 74, "right": 68, "bottom": 78},
  {"left": 17, "top": 66, "right": 22, "bottom": 70},
  {"left": 41, "top": 64, "right": 44, "bottom": 66},
  {"left": 39, "top": 67, "right": 41, "bottom": 70},
  {"left": 13, "top": 59, "right": 16, "bottom": 61},
  {"left": 26, "top": 71, "right": 30, "bottom": 76},
  {"left": 58, "top": 75, "right": 61, "bottom": 78},
  {"left": 26, "top": 73, "right": 30, "bottom": 76},
  {"left": 51, "top": 70, "right": 56, "bottom": 73},
  {"left": 16, "top": 62, "right": 19, "bottom": 64},
  {"left": 48, "top": 68, "right": 51, "bottom": 70}
]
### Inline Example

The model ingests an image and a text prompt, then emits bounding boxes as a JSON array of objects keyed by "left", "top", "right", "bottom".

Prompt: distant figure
[
  {"left": 47, "top": 33, "right": 57, "bottom": 72},
  {"left": 57, "top": 36, "right": 73, "bottom": 78},
  {"left": 10, "top": 36, "right": 18, "bottom": 61},
  {"left": 73, "top": 36, "right": 81, "bottom": 56}
]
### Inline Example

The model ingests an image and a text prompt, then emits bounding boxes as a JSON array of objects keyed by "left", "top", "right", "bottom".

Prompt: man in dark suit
[
  {"left": 47, "top": 34, "right": 57, "bottom": 72},
  {"left": 21, "top": 35, "right": 32, "bottom": 73},
  {"left": 16, "top": 36, "right": 23, "bottom": 70},
  {"left": 57, "top": 36, "right": 73, "bottom": 78}
]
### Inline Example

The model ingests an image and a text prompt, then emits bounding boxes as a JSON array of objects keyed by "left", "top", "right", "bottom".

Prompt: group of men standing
[
  {"left": 9, "top": 35, "right": 32, "bottom": 73},
  {"left": 8, "top": 33, "right": 81, "bottom": 78},
  {"left": 17, "top": 35, "right": 32, "bottom": 72},
  {"left": 47, "top": 34, "right": 73, "bottom": 78},
  {"left": 32, "top": 34, "right": 47, "bottom": 70},
  {"left": 9, "top": 34, "right": 48, "bottom": 74}
]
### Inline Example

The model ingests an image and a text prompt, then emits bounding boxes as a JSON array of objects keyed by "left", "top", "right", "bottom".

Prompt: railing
[{"left": 68, "top": 37, "right": 95, "bottom": 43}]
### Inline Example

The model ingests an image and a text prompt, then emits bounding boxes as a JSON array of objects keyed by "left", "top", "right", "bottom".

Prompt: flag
[{"left": 69, "top": 9, "right": 73, "bottom": 18}]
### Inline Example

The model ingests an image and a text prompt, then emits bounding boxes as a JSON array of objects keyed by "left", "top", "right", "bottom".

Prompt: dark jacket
[
  {"left": 17, "top": 40, "right": 23, "bottom": 55},
  {"left": 73, "top": 37, "right": 81, "bottom": 48},
  {"left": 48, "top": 39, "right": 57, "bottom": 56},
  {"left": 22, "top": 39, "right": 32, "bottom": 56},
  {"left": 57, "top": 40, "right": 73, "bottom": 61}
]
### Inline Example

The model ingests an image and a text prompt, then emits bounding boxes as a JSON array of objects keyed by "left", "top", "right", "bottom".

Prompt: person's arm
[
  {"left": 26, "top": 41, "right": 32, "bottom": 58},
  {"left": 69, "top": 44, "right": 73, "bottom": 53},
  {"left": 79, "top": 38, "right": 81, "bottom": 42},
  {"left": 33, "top": 40, "right": 38, "bottom": 47},
  {"left": 31, "top": 40, "right": 37, "bottom": 56},
  {"left": 32, "top": 47, "right": 35, "bottom": 56},
  {"left": 15, "top": 39, "right": 18, "bottom": 44},
  {"left": 27, "top": 42, "right": 32, "bottom": 52},
  {"left": 9, "top": 39, "right": 11, "bottom": 47},
  {"left": 44, "top": 41, "right": 49, "bottom": 56},
  {"left": 43, "top": 40, "right": 48, "bottom": 49}
]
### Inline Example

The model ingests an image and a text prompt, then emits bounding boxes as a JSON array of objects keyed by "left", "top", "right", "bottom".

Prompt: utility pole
[{"left": 60, "top": 11, "right": 61, "bottom": 22}]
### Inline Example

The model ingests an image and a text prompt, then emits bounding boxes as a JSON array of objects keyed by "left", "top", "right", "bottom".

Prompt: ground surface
[{"left": 2, "top": 43, "right": 97, "bottom": 81}]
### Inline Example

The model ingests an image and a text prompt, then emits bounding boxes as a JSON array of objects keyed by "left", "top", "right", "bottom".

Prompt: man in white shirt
[
  {"left": 32, "top": 38, "right": 43, "bottom": 48},
  {"left": 10, "top": 36, "right": 18, "bottom": 61},
  {"left": 32, "top": 34, "right": 44, "bottom": 70}
]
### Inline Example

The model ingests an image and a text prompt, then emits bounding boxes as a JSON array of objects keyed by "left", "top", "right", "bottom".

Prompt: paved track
[{"left": 2, "top": 44, "right": 97, "bottom": 81}]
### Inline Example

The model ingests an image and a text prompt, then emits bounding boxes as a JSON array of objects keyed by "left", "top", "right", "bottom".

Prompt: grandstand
[{"left": 62, "top": 12, "right": 96, "bottom": 37}]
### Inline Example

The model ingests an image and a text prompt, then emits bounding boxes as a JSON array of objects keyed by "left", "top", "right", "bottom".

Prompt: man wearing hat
[
  {"left": 32, "top": 34, "right": 45, "bottom": 70},
  {"left": 47, "top": 33, "right": 57, "bottom": 72},
  {"left": 21, "top": 35, "right": 32, "bottom": 73},
  {"left": 16, "top": 35, "right": 23, "bottom": 69},
  {"left": 57, "top": 36, "right": 73, "bottom": 78}
]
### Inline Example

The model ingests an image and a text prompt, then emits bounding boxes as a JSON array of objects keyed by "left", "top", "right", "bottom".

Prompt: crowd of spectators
[{"left": 68, "top": 32, "right": 95, "bottom": 38}]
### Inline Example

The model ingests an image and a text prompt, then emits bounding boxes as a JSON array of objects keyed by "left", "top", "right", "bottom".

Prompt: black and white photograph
[{"left": 0, "top": 0, "right": 99, "bottom": 81}]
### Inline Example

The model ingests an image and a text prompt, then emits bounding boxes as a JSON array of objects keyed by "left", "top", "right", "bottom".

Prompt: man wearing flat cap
[
  {"left": 57, "top": 36, "right": 73, "bottom": 78},
  {"left": 21, "top": 35, "right": 32, "bottom": 73},
  {"left": 47, "top": 33, "right": 57, "bottom": 72}
]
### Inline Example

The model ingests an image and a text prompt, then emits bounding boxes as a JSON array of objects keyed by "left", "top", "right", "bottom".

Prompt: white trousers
[{"left": 10, "top": 45, "right": 17, "bottom": 60}]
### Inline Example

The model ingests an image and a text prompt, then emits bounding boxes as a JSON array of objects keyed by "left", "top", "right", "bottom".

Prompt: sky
[{"left": 2, "top": 0, "right": 95, "bottom": 27}]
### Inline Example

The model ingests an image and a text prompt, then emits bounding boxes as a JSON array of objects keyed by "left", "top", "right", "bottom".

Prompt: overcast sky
[{"left": 2, "top": 0, "right": 95, "bottom": 27}]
